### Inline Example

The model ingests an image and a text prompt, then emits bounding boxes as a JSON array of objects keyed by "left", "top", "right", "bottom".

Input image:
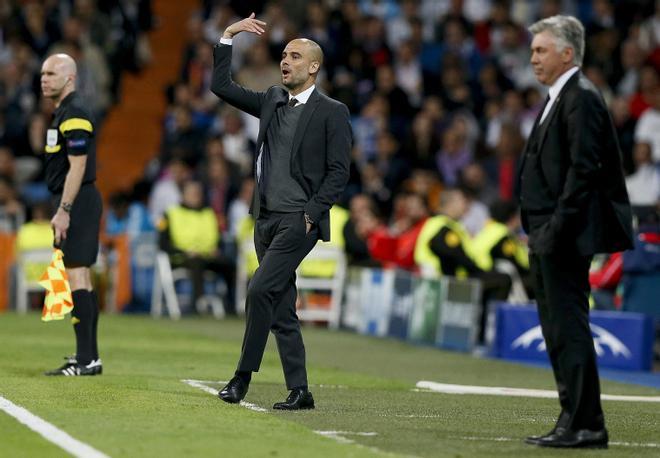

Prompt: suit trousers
[
  {"left": 237, "top": 210, "right": 318, "bottom": 389},
  {"left": 530, "top": 251, "right": 605, "bottom": 431}
]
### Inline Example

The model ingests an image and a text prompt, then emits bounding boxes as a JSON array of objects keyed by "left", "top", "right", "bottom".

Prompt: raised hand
[{"left": 222, "top": 12, "right": 266, "bottom": 39}]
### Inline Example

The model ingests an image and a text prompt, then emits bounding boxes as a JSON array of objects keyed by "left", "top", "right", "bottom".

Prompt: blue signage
[{"left": 493, "top": 303, "right": 655, "bottom": 371}]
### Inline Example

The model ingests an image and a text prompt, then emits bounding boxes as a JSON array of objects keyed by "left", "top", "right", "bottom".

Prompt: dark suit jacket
[
  {"left": 518, "top": 71, "right": 633, "bottom": 256},
  {"left": 210, "top": 44, "right": 352, "bottom": 242}
]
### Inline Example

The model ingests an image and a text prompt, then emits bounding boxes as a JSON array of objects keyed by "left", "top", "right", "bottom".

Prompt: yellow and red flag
[{"left": 39, "top": 249, "right": 73, "bottom": 322}]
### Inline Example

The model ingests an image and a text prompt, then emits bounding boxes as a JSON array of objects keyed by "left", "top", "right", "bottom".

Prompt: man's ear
[
  {"left": 310, "top": 61, "right": 320, "bottom": 75},
  {"left": 563, "top": 47, "right": 574, "bottom": 64}
]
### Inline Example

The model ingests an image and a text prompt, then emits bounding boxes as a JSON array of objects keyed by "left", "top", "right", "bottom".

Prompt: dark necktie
[
  {"left": 288, "top": 98, "right": 298, "bottom": 108},
  {"left": 531, "top": 95, "right": 551, "bottom": 134},
  {"left": 538, "top": 95, "right": 551, "bottom": 123}
]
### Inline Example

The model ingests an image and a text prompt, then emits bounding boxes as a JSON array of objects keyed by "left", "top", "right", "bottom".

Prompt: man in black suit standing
[
  {"left": 211, "top": 14, "right": 352, "bottom": 410},
  {"left": 519, "top": 15, "right": 633, "bottom": 448}
]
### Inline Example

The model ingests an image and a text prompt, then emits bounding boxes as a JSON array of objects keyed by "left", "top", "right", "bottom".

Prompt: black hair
[{"left": 489, "top": 199, "right": 518, "bottom": 224}]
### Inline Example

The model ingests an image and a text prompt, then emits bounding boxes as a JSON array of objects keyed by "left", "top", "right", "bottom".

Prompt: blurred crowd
[
  {"left": 0, "top": 0, "right": 153, "bottom": 232},
  {"left": 141, "top": 0, "right": 660, "bottom": 277},
  {"left": 2, "top": 0, "right": 660, "bottom": 312}
]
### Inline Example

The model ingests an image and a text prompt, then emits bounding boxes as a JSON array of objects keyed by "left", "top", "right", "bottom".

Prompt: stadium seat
[
  {"left": 151, "top": 251, "right": 182, "bottom": 319},
  {"left": 622, "top": 228, "right": 660, "bottom": 324},
  {"left": 151, "top": 251, "right": 225, "bottom": 319},
  {"left": 296, "top": 244, "right": 347, "bottom": 329},
  {"left": 15, "top": 248, "right": 53, "bottom": 313},
  {"left": 622, "top": 272, "right": 660, "bottom": 322},
  {"left": 494, "top": 259, "right": 529, "bottom": 304},
  {"left": 235, "top": 239, "right": 347, "bottom": 329}
]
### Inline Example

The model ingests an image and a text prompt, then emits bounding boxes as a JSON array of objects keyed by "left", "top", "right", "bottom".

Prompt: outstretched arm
[{"left": 210, "top": 13, "right": 269, "bottom": 118}]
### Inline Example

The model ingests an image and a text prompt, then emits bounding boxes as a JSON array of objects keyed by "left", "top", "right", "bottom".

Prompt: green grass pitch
[{"left": 1, "top": 312, "right": 658, "bottom": 457}]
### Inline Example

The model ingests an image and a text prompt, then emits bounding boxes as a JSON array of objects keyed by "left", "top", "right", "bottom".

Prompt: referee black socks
[{"left": 71, "top": 289, "right": 95, "bottom": 365}]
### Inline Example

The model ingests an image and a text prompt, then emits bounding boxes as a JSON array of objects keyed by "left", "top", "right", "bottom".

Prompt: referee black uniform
[{"left": 44, "top": 91, "right": 103, "bottom": 374}]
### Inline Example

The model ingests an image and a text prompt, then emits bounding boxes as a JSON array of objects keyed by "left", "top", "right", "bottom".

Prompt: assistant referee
[{"left": 41, "top": 54, "right": 103, "bottom": 376}]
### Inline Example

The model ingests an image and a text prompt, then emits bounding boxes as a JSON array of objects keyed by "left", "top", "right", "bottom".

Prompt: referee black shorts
[{"left": 52, "top": 184, "right": 103, "bottom": 267}]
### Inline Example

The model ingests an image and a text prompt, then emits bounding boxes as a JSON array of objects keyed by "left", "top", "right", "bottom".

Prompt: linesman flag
[{"left": 39, "top": 248, "right": 73, "bottom": 322}]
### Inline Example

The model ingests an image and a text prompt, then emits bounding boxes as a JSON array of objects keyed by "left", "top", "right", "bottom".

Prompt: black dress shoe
[
  {"left": 218, "top": 376, "right": 248, "bottom": 404},
  {"left": 273, "top": 388, "right": 315, "bottom": 410},
  {"left": 524, "top": 427, "right": 565, "bottom": 445},
  {"left": 537, "top": 428, "right": 608, "bottom": 448}
]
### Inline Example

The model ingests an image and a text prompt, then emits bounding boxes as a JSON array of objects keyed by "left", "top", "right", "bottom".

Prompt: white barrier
[{"left": 235, "top": 239, "right": 347, "bottom": 329}]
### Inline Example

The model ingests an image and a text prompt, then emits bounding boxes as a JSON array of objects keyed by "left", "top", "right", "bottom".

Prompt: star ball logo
[{"left": 511, "top": 324, "right": 632, "bottom": 359}]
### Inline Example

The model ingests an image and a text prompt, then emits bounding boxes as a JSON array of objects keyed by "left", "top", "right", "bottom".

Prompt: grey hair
[{"left": 529, "top": 15, "right": 585, "bottom": 66}]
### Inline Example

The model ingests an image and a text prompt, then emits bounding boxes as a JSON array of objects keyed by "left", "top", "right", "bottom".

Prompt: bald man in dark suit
[{"left": 211, "top": 14, "right": 352, "bottom": 410}]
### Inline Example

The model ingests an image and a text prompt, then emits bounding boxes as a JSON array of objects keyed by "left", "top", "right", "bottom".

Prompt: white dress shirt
[
  {"left": 540, "top": 66, "right": 580, "bottom": 124},
  {"left": 288, "top": 84, "right": 315, "bottom": 106}
]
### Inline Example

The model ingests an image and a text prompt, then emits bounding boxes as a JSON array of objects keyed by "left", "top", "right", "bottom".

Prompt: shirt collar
[
  {"left": 548, "top": 66, "right": 579, "bottom": 101},
  {"left": 55, "top": 91, "right": 77, "bottom": 112},
  {"left": 289, "top": 85, "right": 315, "bottom": 105}
]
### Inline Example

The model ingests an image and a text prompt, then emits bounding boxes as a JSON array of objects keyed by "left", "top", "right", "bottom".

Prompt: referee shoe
[{"left": 45, "top": 357, "right": 103, "bottom": 376}]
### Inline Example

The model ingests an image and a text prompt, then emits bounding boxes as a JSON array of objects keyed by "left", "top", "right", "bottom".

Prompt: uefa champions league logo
[{"left": 511, "top": 324, "right": 632, "bottom": 358}]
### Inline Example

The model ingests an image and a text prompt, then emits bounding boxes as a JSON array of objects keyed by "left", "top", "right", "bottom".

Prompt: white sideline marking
[
  {"left": 314, "top": 431, "right": 399, "bottom": 457},
  {"left": 315, "top": 430, "right": 377, "bottom": 444},
  {"left": 0, "top": 394, "right": 110, "bottom": 458},
  {"left": 184, "top": 379, "right": 346, "bottom": 390},
  {"left": 460, "top": 436, "right": 513, "bottom": 442},
  {"left": 459, "top": 436, "right": 660, "bottom": 448},
  {"left": 610, "top": 441, "right": 660, "bottom": 448},
  {"left": 416, "top": 381, "right": 660, "bottom": 402},
  {"left": 183, "top": 380, "right": 395, "bottom": 455},
  {"left": 181, "top": 379, "right": 268, "bottom": 413},
  {"left": 182, "top": 379, "right": 221, "bottom": 396}
]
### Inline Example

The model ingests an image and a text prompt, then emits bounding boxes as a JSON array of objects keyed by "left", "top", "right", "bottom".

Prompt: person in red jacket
[
  {"left": 589, "top": 252, "right": 623, "bottom": 310},
  {"left": 368, "top": 192, "right": 428, "bottom": 270}
]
